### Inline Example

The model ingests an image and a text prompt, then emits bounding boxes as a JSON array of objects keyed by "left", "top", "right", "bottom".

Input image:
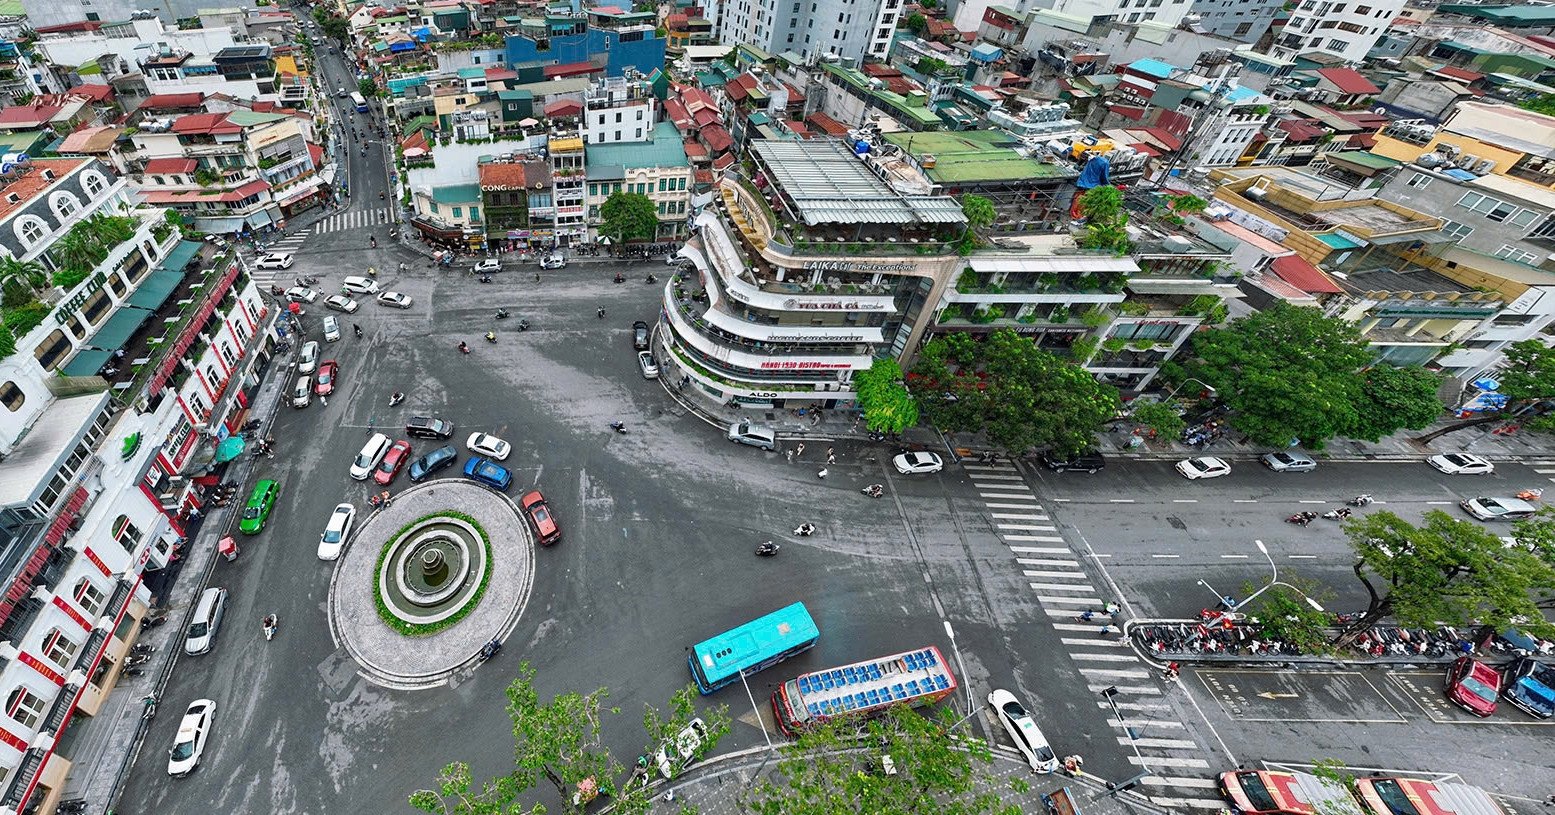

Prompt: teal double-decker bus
[{"left": 688, "top": 602, "right": 819, "bottom": 694}]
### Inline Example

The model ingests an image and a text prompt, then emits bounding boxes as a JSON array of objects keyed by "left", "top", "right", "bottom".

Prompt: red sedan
[
  {"left": 315, "top": 360, "right": 338, "bottom": 396},
  {"left": 520, "top": 490, "right": 561, "bottom": 546},
  {"left": 1445, "top": 656, "right": 1501, "bottom": 717},
  {"left": 374, "top": 439, "right": 412, "bottom": 486}
]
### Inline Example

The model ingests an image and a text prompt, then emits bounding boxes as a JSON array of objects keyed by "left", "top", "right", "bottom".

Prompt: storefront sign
[
  {"left": 54, "top": 270, "right": 111, "bottom": 324},
  {"left": 746, "top": 391, "right": 781, "bottom": 398},
  {"left": 758, "top": 360, "right": 853, "bottom": 370},
  {"left": 783, "top": 298, "right": 890, "bottom": 312},
  {"left": 767, "top": 333, "right": 866, "bottom": 342},
  {"left": 800, "top": 260, "right": 914, "bottom": 273}
]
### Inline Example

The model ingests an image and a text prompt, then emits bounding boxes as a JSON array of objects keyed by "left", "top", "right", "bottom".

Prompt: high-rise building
[
  {"left": 717, "top": 0, "right": 901, "bottom": 64},
  {"left": 1270, "top": 0, "right": 1406, "bottom": 63},
  {"left": 1185, "top": 0, "right": 1283, "bottom": 44}
]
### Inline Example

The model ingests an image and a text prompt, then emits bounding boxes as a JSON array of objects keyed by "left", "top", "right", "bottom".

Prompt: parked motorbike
[
  {"left": 141, "top": 614, "right": 169, "bottom": 629},
  {"left": 457, "top": 342, "right": 470, "bottom": 355},
  {"left": 614, "top": 273, "right": 625, "bottom": 284},
  {"left": 263, "top": 614, "right": 278, "bottom": 641},
  {"left": 1323, "top": 507, "right": 1352, "bottom": 520},
  {"left": 479, "top": 638, "right": 502, "bottom": 663},
  {"left": 389, "top": 391, "right": 405, "bottom": 407},
  {"left": 793, "top": 523, "right": 816, "bottom": 537},
  {"left": 142, "top": 694, "right": 158, "bottom": 721},
  {"left": 478, "top": 274, "right": 493, "bottom": 284},
  {"left": 1349, "top": 494, "right": 1374, "bottom": 507},
  {"left": 1285, "top": 511, "right": 1317, "bottom": 526},
  {"left": 495, "top": 308, "right": 510, "bottom": 320},
  {"left": 645, "top": 273, "right": 657, "bottom": 284},
  {"left": 130, "top": 644, "right": 155, "bottom": 655},
  {"left": 517, "top": 318, "right": 530, "bottom": 332},
  {"left": 484, "top": 331, "right": 497, "bottom": 344},
  {"left": 755, "top": 541, "right": 780, "bottom": 557},
  {"left": 861, "top": 484, "right": 884, "bottom": 499},
  {"left": 122, "top": 665, "right": 145, "bottom": 678},
  {"left": 125, "top": 654, "right": 151, "bottom": 667}
]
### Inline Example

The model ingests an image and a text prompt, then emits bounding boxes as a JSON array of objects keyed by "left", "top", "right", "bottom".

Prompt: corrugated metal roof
[{"left": 751, "top": 140, "right": 968, "bottom": 227}]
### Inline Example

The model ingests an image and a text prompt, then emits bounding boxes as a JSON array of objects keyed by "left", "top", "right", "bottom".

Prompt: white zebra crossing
[
  {"left": 312, "top": 207, "right": 393, "bottom": 234},
  {"left": 963, "top": 456, "right": 1219, "bottom": 805}
]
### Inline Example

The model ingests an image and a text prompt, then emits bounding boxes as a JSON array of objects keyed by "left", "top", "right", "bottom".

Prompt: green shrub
[{"left": 372, "top": 510, "right": 494, "bottom": 636}]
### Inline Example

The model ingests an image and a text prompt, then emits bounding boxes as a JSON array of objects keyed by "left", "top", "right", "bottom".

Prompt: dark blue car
[
  {"left": 462, "top": 457, "right": 512, "bottom": 491},
  {"left": 1502, "top": 656, "right": 1555, "bottom": 719},
  {"left": 409, "top": 445, "right": 458, "bottom": 482}
]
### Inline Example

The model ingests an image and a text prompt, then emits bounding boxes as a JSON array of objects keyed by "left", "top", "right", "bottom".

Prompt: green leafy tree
[
  {"left": 358, "top": 77, "right": 379, "bottom": 99},
  {"left": 0, "top": 256, "right": 48, "bottom": 306},
  {"left": 1350, "top": 365, "right": 1443, "bottom": 441},
  {"left": 1129, "top": 399, "right": 1186, "bottom": 441},
  {"left": 1508, "top": 508, "right": 1555, "bottom": 609},
  {"left": 1339, "top": 510, "right": 1555, "bottom": 642},
  {"left": 912, "top": 329, "right": 1120, "bottom": 455},
  {"left": 1076, "top": 186, "right": 1130, "bottom": 254},
  {"left": 750, "top": 705, "right": 1025, "bottom": 815},
  {"left": 409, "top": 663, "right": 730, "bottom": 815},
  {"left": 854, "top": 358, "right": 919, "bottom": 435},
  {"left": 1498, "top": 338, "right": 1555, "bottom": 406},
  {"left": 961, "top": 194, "right": 994, "bottom": 230},
  {"left": 1519, "top": 93, "right": 1555, "bottom": 117},
  {"left": 1168, "top": 303, "right": 1385, "bottom": 449},
  {"left": 599, "top": 191, "right": 659, "bottom": 246},
  {"left": 1242, "top": 580, "right": 1331, "bottom": 655},
  {"left": 1308, "top": 759, "right": 1360, "bottom": 815},
  {"left": 904, "top": 12, "right": 926, "bottom": 32}
]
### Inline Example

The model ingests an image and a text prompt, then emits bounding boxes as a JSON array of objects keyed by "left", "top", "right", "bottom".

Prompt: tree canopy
[
  {"left": 854, "top": 358, "right": 919, "bottom": 435},
  {"left": 1165, "top": 303, "right": 1442, "bottom": 448},
  {"left": 1340, "top": 510, "right": 1555, "bottom": 640},
  {"left": 1497, "top": 338, "right": 1555, "bottom": 404},
  {"left": 911, "top": 329, "right": 1120, "bottom": 455},
  {"left": 1128, "top": 399, "right": 1185, "bottom": 441},
  {"left": 409, "top": 663, "right": 729, "bottom": 815},
  {"left": 599, "top": 192, "right": 659, "bottom": 246},
  {"left": 749, "top": 706, "right": 1026, "bottom": 815},
  {"left": 357, "top": 77, "right": 379, "bottom": 98},
  {"left": 1075, "top": 186, "right": 1130, "bottom": 254}
]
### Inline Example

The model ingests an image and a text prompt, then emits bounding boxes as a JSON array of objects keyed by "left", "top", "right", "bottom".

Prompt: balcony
[
  {"left": 181, "top": 142, "right": 242, "bottom": 157},
  {"left": 719, "top": 175, "right": 958, "bottom": 263}
]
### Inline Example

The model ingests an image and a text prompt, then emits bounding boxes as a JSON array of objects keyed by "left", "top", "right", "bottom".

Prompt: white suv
[
  {"left": 256, "top": 252, "right": 294, "bottom": 270},
  {"left": 727, "top": 421, "right": 776, "bottom": 451}
]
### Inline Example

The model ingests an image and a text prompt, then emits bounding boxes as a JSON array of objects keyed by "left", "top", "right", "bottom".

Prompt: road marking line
[
  {"left": 1150, "top": 554, "right": 1180, "bottom": 559},
  {"left": 1052, "top": 623, "right": 1105, "bottom": 631},
  {"left": 961, "top": 465, "right": 1016, "bottom": 472},
  {"left": 1233, "top": 499, "right": 1258, "bottom": 503},
  {"left": 1072, "top": 653, "right": 1141, "bottom": 663},
  {"left": 968, "top": 474, "right": 1026, "bottom": 481},
  {"left": 1109, "top": 498, "right": 1136, "bottom": 503},
  {"left": 1004, "top": 535, "right": 1066, "bottom": 542},
  {"left": 1034, "top": 594, "right": 1103, "bottom": 605},
  {"left": 986, "top": 502, "right": 1044, "bottom": 510},
  {"left": 1045, "top": 609, "right": 1086, "bottom": 618},
  {"left": 998, "top": 524, "right": 1057, "bottom": 531},
  {"left": 1022, "top": 570, "right": 1086, "bottom": 579},
  {"left": 1536, "top": 469, "right": 1555, "bottom": 474},
  {"left": 979, "top": 492, "right": 1038, "bottom": 500},
  {"left": 1288, "top": 554, "right": 1318, "bottom": 559},
  {"left": 1298, "top": 499, "right": 1325, "bottom": 504},
  {"left": 990, "top": 512, "right": 1048, "bottom": 520},
  {"left": 1099, "top": 700, "right": 1171, "bottom": 711},
  {"left": 1016, "top": 558, "right": 1079, "bottom": 567},
  {"left": 1061, "top": 637, "right": 1129, "bottom": 647},
  {"left": 1090, "top": 684, "right": 1161, "bottom": 696},
  {"left": 1172, "top": 499, "right": 1198, "bottom": 503},
  {"left": 1427, "top": 500, "right": 1452, "bottom": 505},
  {"left": 1129, "top": 756, "right": 1210, "bottom": 769},
  {"left": 1078, "top": 667, "right": 1150, "bottom": 678},
  {"left": 1121, "top": 737, "right": 1199, "bottom": 749},
  {"left": 1220, "top": 554, "right": 1250, "bottom": 559},
  {"left": 1108, "top": 720, "right": 1186, "bottom": 730},
  {"left": 1031, "top": 582, "right": 1096, "bottom": 592},
  {"left": 1149, "top": 795, "right": 1228, "bottom": 809},
  {"left": 1009, "top": 546, "right": 1068, "bottom": 554},
  {"left": 1143, "top": 776, "right": 1216, "bottom": 788}
]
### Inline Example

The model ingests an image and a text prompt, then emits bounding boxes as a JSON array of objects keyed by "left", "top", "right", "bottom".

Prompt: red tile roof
[
  {"left": 701, "top": 125, "right": 733, "bottom": 153},
  {"left": 1314, "top": 67, "right": 1379, "bottom": 96},
  {"left": 664, "top": 98, "right": 692, "bottom": 129},
  {"left": 1433, "top": 65, "right": 1484, "bottom": 82},
  {"left": 0, "top": 103, "right": 63, "bottom": 127},
  {"left": 725, "top": 73, "right": 756, "bottom": 102},
  {"left": 681, "top": 87, "right": 718, "bottom": 114},
  {"left": 1270, "top": 254, "right": 1343, "bottom": 295},
  {"left": 1141, "top": 126, "right": 1183, "bottom": 152},
  {"left": 0, "top": 159, "right": 89, "bottom": 220},
  {"left": 711, "top": 152, "right": 736, "bottom": 171},
  {"left": 785, "top": 119, "right": 811, "bottom": 137},
  {"left": 683, "top": 141, "right": 708, "bottom": 159},
  {"left": 484, "top": 67, "right": 518, "bottom": 81},
  {"left": 1276, "top": 118, "right": 1327, "bottom": 142},
  {"left": 544, "top": 61, "right": 601, "bottom": 79},
  {"left": 307, "top": 142, "right": 323, "bottom": 168},
  {"left": 692, "top": 107, "right": 720, "bottom": 127},
  {"left": 144, "top": 158, "right": 197, "bottom": 174},
  {"left": 805, "top": 111, "right": 849, "bottom": 137},
  {"left": 70, "top": 84, "right": 114, "bottom": 102},
  {"left": 544, "top": 99, "right": 584, "bottom": 117},
  {"left": 694, "top": 169, "right": 715, "bottom": 186},
  {"left": 142, "top": 178, "right": 271, "bottom": 204},
  {"left": 171, "top": 113, "right": 242, "bottom": 135}
]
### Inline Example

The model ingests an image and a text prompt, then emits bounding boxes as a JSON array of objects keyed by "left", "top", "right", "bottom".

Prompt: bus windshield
[{"left": 688, "top": 603, "right": 818, "bottom": 694}]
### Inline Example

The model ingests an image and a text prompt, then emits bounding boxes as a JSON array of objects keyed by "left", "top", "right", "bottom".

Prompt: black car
[
  {"left": 632, "top": 320, "right": 650, "bottom": 350},
  {"left": 405, "top": 416, "right": 454, "bottom": 439},
  {"left": 408, "top": 445, "right": 458, "bottom": 482},
  {"left": 1041, "top": 450, "right": 1106, "bottom": 473}
]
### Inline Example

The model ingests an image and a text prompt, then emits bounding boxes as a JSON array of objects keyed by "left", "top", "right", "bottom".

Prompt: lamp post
[
  {"left": 943, "top": 620, "right": 973, "bottom": 719},
  {"left": 1165, "top": 377, "right": 1217, "bottom": 404},
  {"left": 1198, "top": 540, "right": 1324, "bottom": 612}
]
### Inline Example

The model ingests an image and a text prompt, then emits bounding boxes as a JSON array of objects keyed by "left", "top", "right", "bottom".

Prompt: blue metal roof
[
  {"left": 1128, "top": 58, "right": 1177, "bottom": 80},
  {"left": 1442, "top": 168, "right": 1479, "bottom": 181},
  {"left": 1224, "top": 86, "right": 1259, "bottom": 104}
]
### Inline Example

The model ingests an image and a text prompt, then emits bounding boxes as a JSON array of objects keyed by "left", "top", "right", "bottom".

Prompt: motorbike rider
[
  {"left": 457, "top": 340, "right": 469, "bottom": 353},
  {"left": 485, "top": 331, "right": 497, "bottom": 343},
  {"left": 353, "top": 323, "right": 362, "bottom": 338}
]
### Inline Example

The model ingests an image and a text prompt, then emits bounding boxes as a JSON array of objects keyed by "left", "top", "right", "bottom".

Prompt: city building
[
  {"left": 1271, "top": 0, "right": 1408, "bottom": 64},
  {"left": 33, "top": 18, "right": 283, "bottom": 103},
  {"left": 502, "top": 13, "right": 667, "bottom": 79},
  {"left": 479, "top": 157, "right": 551, "bottom": 251},
  {"left": 0, "top": 156, "right": 273, "bottom": 813},
  {"left": 585, "top": 122, "right": 692, "bottom": 243},
  {"left": 1185, "top": 0, "right": 1283, "bottom": 44},
  {"left": 1370, "top": 101, "right": 1555, "bottom": 194},
  {"left": 662, "top": 138, "right": 967, "bottom": 410},
  {"left": 584, "top": 74, "right": 658, "bottom": 145},
  {"left": 1374, "top": 161, "right": 1555, "bottom": 269},
  {"left": 716, "top": 0, "right": 899, "bottom": 64}
]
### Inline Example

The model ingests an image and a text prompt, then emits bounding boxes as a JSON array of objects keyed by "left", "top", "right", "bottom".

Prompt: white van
[
  {"left": 291, "top": 375, "right": 312, "bottom": 408},
  {"left": 727, "top": 420, "right": 777, "bottom": 451},
  {"left": 184, "top": 587, "right": 228, "bottom": 655},
  {"left": 298, "top": 341, "right": 320, "bottom": 374},
  {"left": 350, "top": 432, "right": 391, "bottom": 480}
]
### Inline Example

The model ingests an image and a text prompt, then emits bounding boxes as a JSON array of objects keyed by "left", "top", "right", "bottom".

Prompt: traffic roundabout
[{"left": 327, "top": 479, "right": 535, "bottom": 690}]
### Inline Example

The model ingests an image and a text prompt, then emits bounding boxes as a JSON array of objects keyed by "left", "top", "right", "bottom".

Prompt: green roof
[
  {"left": 1318, "top": 233, "right": 1362, "bottom": 250},
  {"left": 584, "top": 122, "right": 688, "bottom": 170},
  {"left": 1327, "top": 150, "right": 1400, "bottom": 170},
  {"left": 881, "top": 131, "right": 1074, "bottom": 183},
  {"left": 497, "top": 89, "right": 533, "bottom": 100},
  {"left": 225, "top": 110, "right": 290, "bottom": 126},
  {"left": 0, "top": 0, "right": 23, "bottom": 15},
  {"left": 431, "top": 183, "right": 480, "bottom": 203},
  {"left": 1437, "top": 4, "right": 1555, "bottom": 26},
  {"left": 458, "top": 66, "right": 486, "bottom": 79},
  {"left": 377, "top": 14, "right": 409, "bottom": 23},
  {"left": 76, "top": 62, "right": 103, "bottom": 76}
]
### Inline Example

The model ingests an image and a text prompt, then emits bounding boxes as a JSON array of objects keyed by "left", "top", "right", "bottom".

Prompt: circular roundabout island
[{"left": 327, "top": 480, "right": 535, "bottom": 689}]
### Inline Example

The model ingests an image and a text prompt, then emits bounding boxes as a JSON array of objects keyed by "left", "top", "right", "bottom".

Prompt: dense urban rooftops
[{"left": 750, "top": 140, "right": 966, "bottom": 227}]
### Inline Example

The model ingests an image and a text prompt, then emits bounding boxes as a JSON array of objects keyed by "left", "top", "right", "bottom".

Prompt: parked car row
[{"left": 1445, "top": 654, "right": 1555, "bottom": 719}]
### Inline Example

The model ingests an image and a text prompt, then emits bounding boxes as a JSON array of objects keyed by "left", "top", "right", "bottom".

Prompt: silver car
[
  {"left": 727, "top": 421, "right": 776, "bottom": 450},
  {"left": 1261, "top": 451, "right": 1316, "bottom": 472}
]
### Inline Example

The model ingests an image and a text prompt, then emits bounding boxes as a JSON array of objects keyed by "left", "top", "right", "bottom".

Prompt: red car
[
  {"left": 374, "top": 439, "right": 412, "bottom": 486},
  {"left": 520, "top": 490, "right": 561, "bottom": 546},
  {"left": 1445, "top": 656, "right": 1501, "bottom": 717},
  {"left": 315, "top": 360, "right": 338, "bottom": 396}
]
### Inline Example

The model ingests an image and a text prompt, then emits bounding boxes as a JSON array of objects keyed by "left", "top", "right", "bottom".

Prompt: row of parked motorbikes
[{"left": 1284, "top": 494, "right": 1373, "bottom": 526}]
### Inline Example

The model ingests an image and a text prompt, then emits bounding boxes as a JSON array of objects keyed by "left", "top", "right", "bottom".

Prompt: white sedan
[
  {"left": 466, "top": 432, "right": 511, "bottom": 461},
  {"left": 256, "top": 252, "right": 294, "bottom": 270},
  {"left": 317, "top": 502, "right": 355, "bottom": 560},
  {"left": 1176, "top": 456, "right": 1231, "bottom": 480},
  {"left": 988, "top": 689, "right": 1056, "bottom": 773},
  {"left": 323, "top": 294, "right": 359, "bottom": 314},
  {"left": 285, "top": 286, "right": 319, "bottom": 303},
  {"left": 377, "top": 291, "right": 413, "bottom": 309},
  {"left": 1428, "top": 453, "right": 1495, "bottom": 476},
  {"left": 167, "top": 699, "right": 216, "bottom": 777},
  {"left": 655, "top": 717, "right": 708, "bottom": 779},
  {"left": 893, "top": 451, "right": 944, "bottom": 475}
]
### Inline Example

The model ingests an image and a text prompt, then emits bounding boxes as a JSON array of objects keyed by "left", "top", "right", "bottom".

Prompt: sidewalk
[
  {"left": 59, "top": 314, "right": 296, "bottom": 810},
  {"left": 644, "top": 747, "right": 1168, "bottom": 815}
]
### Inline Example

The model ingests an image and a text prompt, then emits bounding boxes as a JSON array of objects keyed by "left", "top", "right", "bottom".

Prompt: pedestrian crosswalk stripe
[
  {"left": 1061, "top": 637, "right": 1129, "bottom": 647},
  {"left": 313, "top": 207, "right": 393, "bottom": 234},
  {"left": 1143, "top": 775, "right": 1216, "bottom": 787},
  {"left": 1107, "top": 719, "right": 1186, "bottom": 730},
  {"left": 967, "top": 473, "right": 1025, "bottom": 480},
  {"left": 1045, "top": 608, "right": 1085, "bottom": 618},
  {"left": 1008, "top": 546, "right": 1068, "bottom": 554},
  {"left": 1079, "top": 667, "right": 1149, "bottom": 678},
  {"left": 1119, "top": 737, "right": 1198, "bottom": 749},
  {"left": 1052, "top": 622, "right": 1106, "bottom": 632},
  {"left": 1016, "top": 558, "right": 1079, "bottom": 567},
  {"left": 1099, "top": 700, "right": 1171, "bottom": 711},
  {"left": 985, "top": 502, "right": 1043, "bottom": 510},
  {"left": 1090, "top": 684, "right": 1161, "bottom": 695},
  {"left": 998, "top": 524, "right": 1056, "bottom": 531},
  {"left": 1128, "top": 756, "right": 1209, "bottom": 769},
  {"left": 1029, "top": 582, "right": 1095, "bottom": 593},
  {"left": 1149, "top": 796, "right": 1227, "bottom": 809},
  {"left": 961, "top": 464, "right": 1015, "bottom": 472},
  {"left": 1004, "top": 534, "right": 1065, "bottom": 542},
  {"left": 1022, "top": 570, "right": 1085, "bottom": 579},
  {"left": 1537, "top": 469, "right": 1555, "bottom": 474},
  {"left": 1071, "top": 653, "right": 1140, "bottom": 663},
  {"left": 990, "top": 512, "right": 1047, "bottom": 520},
  {"left": 979, "top": 492, "right": 1036, "bottom": 500},
  {"left": 1034, "top": 593, "right": 1102, "bottom": 604}
]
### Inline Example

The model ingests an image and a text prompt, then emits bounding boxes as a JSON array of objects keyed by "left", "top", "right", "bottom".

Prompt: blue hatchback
[
  {"left": 462, "top": 457, "right": 512, "bottom": 491},
  {"left": 409, "top": 445, "right": 458, "bottom": 482}
]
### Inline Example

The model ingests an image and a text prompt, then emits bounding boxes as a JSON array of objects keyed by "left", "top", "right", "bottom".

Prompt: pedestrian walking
[
  {"left": 795, "top": 442, "right": 805, "bottom": 458},
  {"left": 321, "top": 394, "right": 329, "bottom": 406},
  {"left": 1098, "top": 624, "right": 1118, "bottom": 638},
  {"left": 826, "top": 447, "right": 836, "bottom": 465},
  {"left": 785, "top": 449, "right": 794, "bottom": 462},
  {"left": 817, "top": 468, "right": 828, "bottom": 479}
]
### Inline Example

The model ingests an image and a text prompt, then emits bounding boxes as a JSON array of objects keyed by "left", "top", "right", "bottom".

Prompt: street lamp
[
  {"left": 1198, "top": 540, "right": 1324, "bottom": 613},
  {"left": 1165, "top": 378, "right": 1217, "bottom": 404},
  {"left": 943, "top": 620, "right": 973, "bottom": 719}
]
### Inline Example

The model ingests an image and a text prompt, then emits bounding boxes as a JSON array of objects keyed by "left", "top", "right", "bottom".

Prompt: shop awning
[
  {"left": 88, "top": 306, "right": 153, "bottom": 350},
  {"left": 61, "top": 349, "right": 113, "bottom": 377},
  {"left": 126, "top": 269, "right": 184, "bottom": 309},
  {"left": 159, "top": 239, "right": 203, "bottom": 273}
]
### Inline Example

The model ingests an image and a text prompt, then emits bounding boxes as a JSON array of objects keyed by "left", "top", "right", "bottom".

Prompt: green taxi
[{"left": 238, "top": 480, "right": 278, "bottom": 535}]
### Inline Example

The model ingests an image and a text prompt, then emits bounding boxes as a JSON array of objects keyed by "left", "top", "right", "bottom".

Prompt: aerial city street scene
[{"left": 2, "top": 0, "right": 1555, "bottom": 812}]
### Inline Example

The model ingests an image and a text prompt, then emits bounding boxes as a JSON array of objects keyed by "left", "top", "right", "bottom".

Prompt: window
[
  {"left": 1405, "top": 173, "right": 1431, "bottom": 189},
  {"left": 1510, "top": 209, "right": 1539, "bottom": 228},
  {"left": 82, "top": 169, "right": 108, "bottom": 197},
  {"left": 1495, "top": 245, "right": 1539, "bottom": 264},
  {"left": 49, "top": 191, "right": 82, "bottom": 220},
  {"left": 1234, "top": 22, "right": 1252, "bottom": 35},
  {"left": 0, "top": 382, "right": 22, "bottom": 411},
  {"left": 1441, "top": 220, "right": 1474, "bottom": 240},
  {"left": 452, "top": 207, "right": 462, "bottom": 218},
  {"left": 15, "top": 215, "right": 47, "bottom": 247},
  {"left": 42, "top": 629, "right": 78, "bottom": 668},
  {"left": 6, "top": 687, "right": 45, "bottom": 729},
  {"left": 470, "top": 206, "right": 479, "bottom": 220},
  {"left": 73, "top": 577, "right": 106, "bottom": 613},
  {"left": 429, "top": 202, "right": 439, "bottom": 214},
  {"left": 1325, "top": 38, "right": 1347, "bottom": 52}
]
